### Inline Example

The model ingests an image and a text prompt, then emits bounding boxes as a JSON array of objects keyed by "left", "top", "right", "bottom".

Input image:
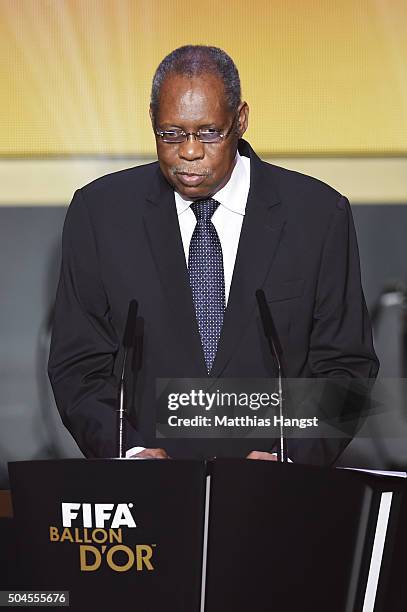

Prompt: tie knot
[{"left": 190, "top": 198, "right": 220, "bottom": 222}]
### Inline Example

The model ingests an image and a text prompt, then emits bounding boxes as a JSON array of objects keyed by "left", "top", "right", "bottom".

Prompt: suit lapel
[
  {"left": 211, "top": 143, "right": 286, "bottom": 377},
  {"left": 143, "top": 167, "right": 207, "bottom": 375}
]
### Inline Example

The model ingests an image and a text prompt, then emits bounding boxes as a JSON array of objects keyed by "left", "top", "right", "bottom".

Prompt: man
[{"left": 48, "top": 45, "right": 378, "bottom": 464}]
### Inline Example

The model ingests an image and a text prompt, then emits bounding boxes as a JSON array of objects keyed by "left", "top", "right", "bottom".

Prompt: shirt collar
[{"left": 174, "top": 152, "right": 250, "bottom": 216}]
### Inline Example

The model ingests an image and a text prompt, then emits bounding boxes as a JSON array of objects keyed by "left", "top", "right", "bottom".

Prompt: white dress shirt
[{"left": 126, "top": 153, "right": 251, "bottom": 457}]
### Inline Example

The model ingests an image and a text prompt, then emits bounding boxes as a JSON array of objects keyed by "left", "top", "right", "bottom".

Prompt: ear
[
  {"left": 237, "top": 101, "right": 249, "bottom": 137},
  {"left": 149, "top": 106, "right": 155, "bottom": 128}
]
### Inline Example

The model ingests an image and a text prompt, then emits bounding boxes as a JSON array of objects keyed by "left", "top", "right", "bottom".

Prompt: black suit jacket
[{"left": 48, "top": 140, "right": 378, "bottom": 464}]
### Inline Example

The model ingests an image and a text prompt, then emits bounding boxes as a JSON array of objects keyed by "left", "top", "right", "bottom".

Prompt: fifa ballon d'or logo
[
  {"left": 48, "top": 502, "right": 156, "bottom": 572},
  {"left": 79, "top": 543, "right": 154, "bottom": 572}
]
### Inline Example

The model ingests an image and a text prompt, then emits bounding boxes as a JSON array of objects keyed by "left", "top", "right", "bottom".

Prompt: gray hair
[{"left": 150, "top": 45, "right": 241, "bottom": 116}]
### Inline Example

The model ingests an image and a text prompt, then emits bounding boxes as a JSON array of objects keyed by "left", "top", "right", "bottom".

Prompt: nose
[{"left": 178, "top": 134, "right": 205, "bottom": 161}]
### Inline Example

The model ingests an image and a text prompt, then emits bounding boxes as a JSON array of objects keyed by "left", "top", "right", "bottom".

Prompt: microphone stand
[
  {"left": 256, "top": 289, "right": 287, "bottom": 462},
  {"left": 117, "top": 300, "right": 138, "bottom": 458},
  {"left": 273, "top": 340, "right": 286, "bottom": 464},
  {"left": 118, "top": 354, "right": 128, "bottom": 459}
]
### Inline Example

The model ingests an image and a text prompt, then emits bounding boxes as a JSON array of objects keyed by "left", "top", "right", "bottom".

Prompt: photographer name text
[{"left": 167, "top": 415, "right": 319, "bottom": 429}]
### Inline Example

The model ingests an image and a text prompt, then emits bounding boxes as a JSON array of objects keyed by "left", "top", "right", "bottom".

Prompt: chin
[{"left": 177, "top": 184, "right": 212, "bottom": 201}]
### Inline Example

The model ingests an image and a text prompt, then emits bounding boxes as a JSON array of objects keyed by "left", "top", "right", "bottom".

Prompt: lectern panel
[{"left": 9, "top": 459, "right": 206, "bottom": 612}]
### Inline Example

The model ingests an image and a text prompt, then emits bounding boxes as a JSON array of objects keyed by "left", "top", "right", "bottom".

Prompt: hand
[
  {"left": 246, "top": 451, "right": 278, "bottom": 461},
  {"left": 130, "top": 448, "right": 170, "bottom": 459}
]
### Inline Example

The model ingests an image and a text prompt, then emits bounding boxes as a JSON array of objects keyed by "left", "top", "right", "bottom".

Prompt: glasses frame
[{"left": 154, "top": 113, "right": 238, "bottom": 144}]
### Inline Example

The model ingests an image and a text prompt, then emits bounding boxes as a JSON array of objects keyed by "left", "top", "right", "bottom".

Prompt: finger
[
  {"left": 154, "top": 448, "right": 170, "bottom": 459},
  {"left": 132, "top": 448, "right": 169, "bottom": 459},
  {"left": 246, "top": 451, "right": 278, "bottom": 461}
]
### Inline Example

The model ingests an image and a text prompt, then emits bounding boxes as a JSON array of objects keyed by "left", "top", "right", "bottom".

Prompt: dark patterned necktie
[{"left": 188, "top": 198, "right": 225, "bottom": 372}]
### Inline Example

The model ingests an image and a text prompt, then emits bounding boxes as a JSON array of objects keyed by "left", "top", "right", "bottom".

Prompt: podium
[
  {"left": 204, "top": 460, "right": 405, "bottom": 612},
  {"left": 9, "top": 459, "right": 207, "bottom": 612},
  {"left": 8, "top": 459, "right": 406, "bottom": 612}
]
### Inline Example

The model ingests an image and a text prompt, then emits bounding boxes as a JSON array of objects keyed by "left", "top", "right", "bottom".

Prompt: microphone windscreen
[
  {"left": 255, "top": 289, "right": 283, "bottom": 358},
  {"left": 123, "top": 299, "right": 138, "bottom": 348}
]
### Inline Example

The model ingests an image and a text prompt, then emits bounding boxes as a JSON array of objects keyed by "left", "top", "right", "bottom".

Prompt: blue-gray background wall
[{"left": 0, "top": 203, "right": 406, "bottom": 486}]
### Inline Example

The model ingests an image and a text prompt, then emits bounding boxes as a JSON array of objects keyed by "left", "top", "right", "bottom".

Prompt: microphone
[
  {"left": 117, "top": 299, "right": 139, "bottom": 458},
  {"left": 256, "top": 289, "right": 287, "bottom": 462}
]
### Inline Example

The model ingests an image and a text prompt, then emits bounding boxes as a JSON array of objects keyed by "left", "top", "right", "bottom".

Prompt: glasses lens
[
  {"left": 198, "top": 130, "right": 223, "bottom": 143},
  {"left": 161, "top": 130, "right": 185, "bottom": 143}
]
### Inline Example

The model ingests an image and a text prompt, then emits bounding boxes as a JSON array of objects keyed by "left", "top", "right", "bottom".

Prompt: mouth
[{"left": 175, "top": 172, "right": 207, "bottom": 187}]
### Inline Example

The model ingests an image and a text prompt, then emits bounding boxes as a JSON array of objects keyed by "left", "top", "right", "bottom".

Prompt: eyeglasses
[{"left": 155, "top": 115, "right": 237, "bottom": 144}]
